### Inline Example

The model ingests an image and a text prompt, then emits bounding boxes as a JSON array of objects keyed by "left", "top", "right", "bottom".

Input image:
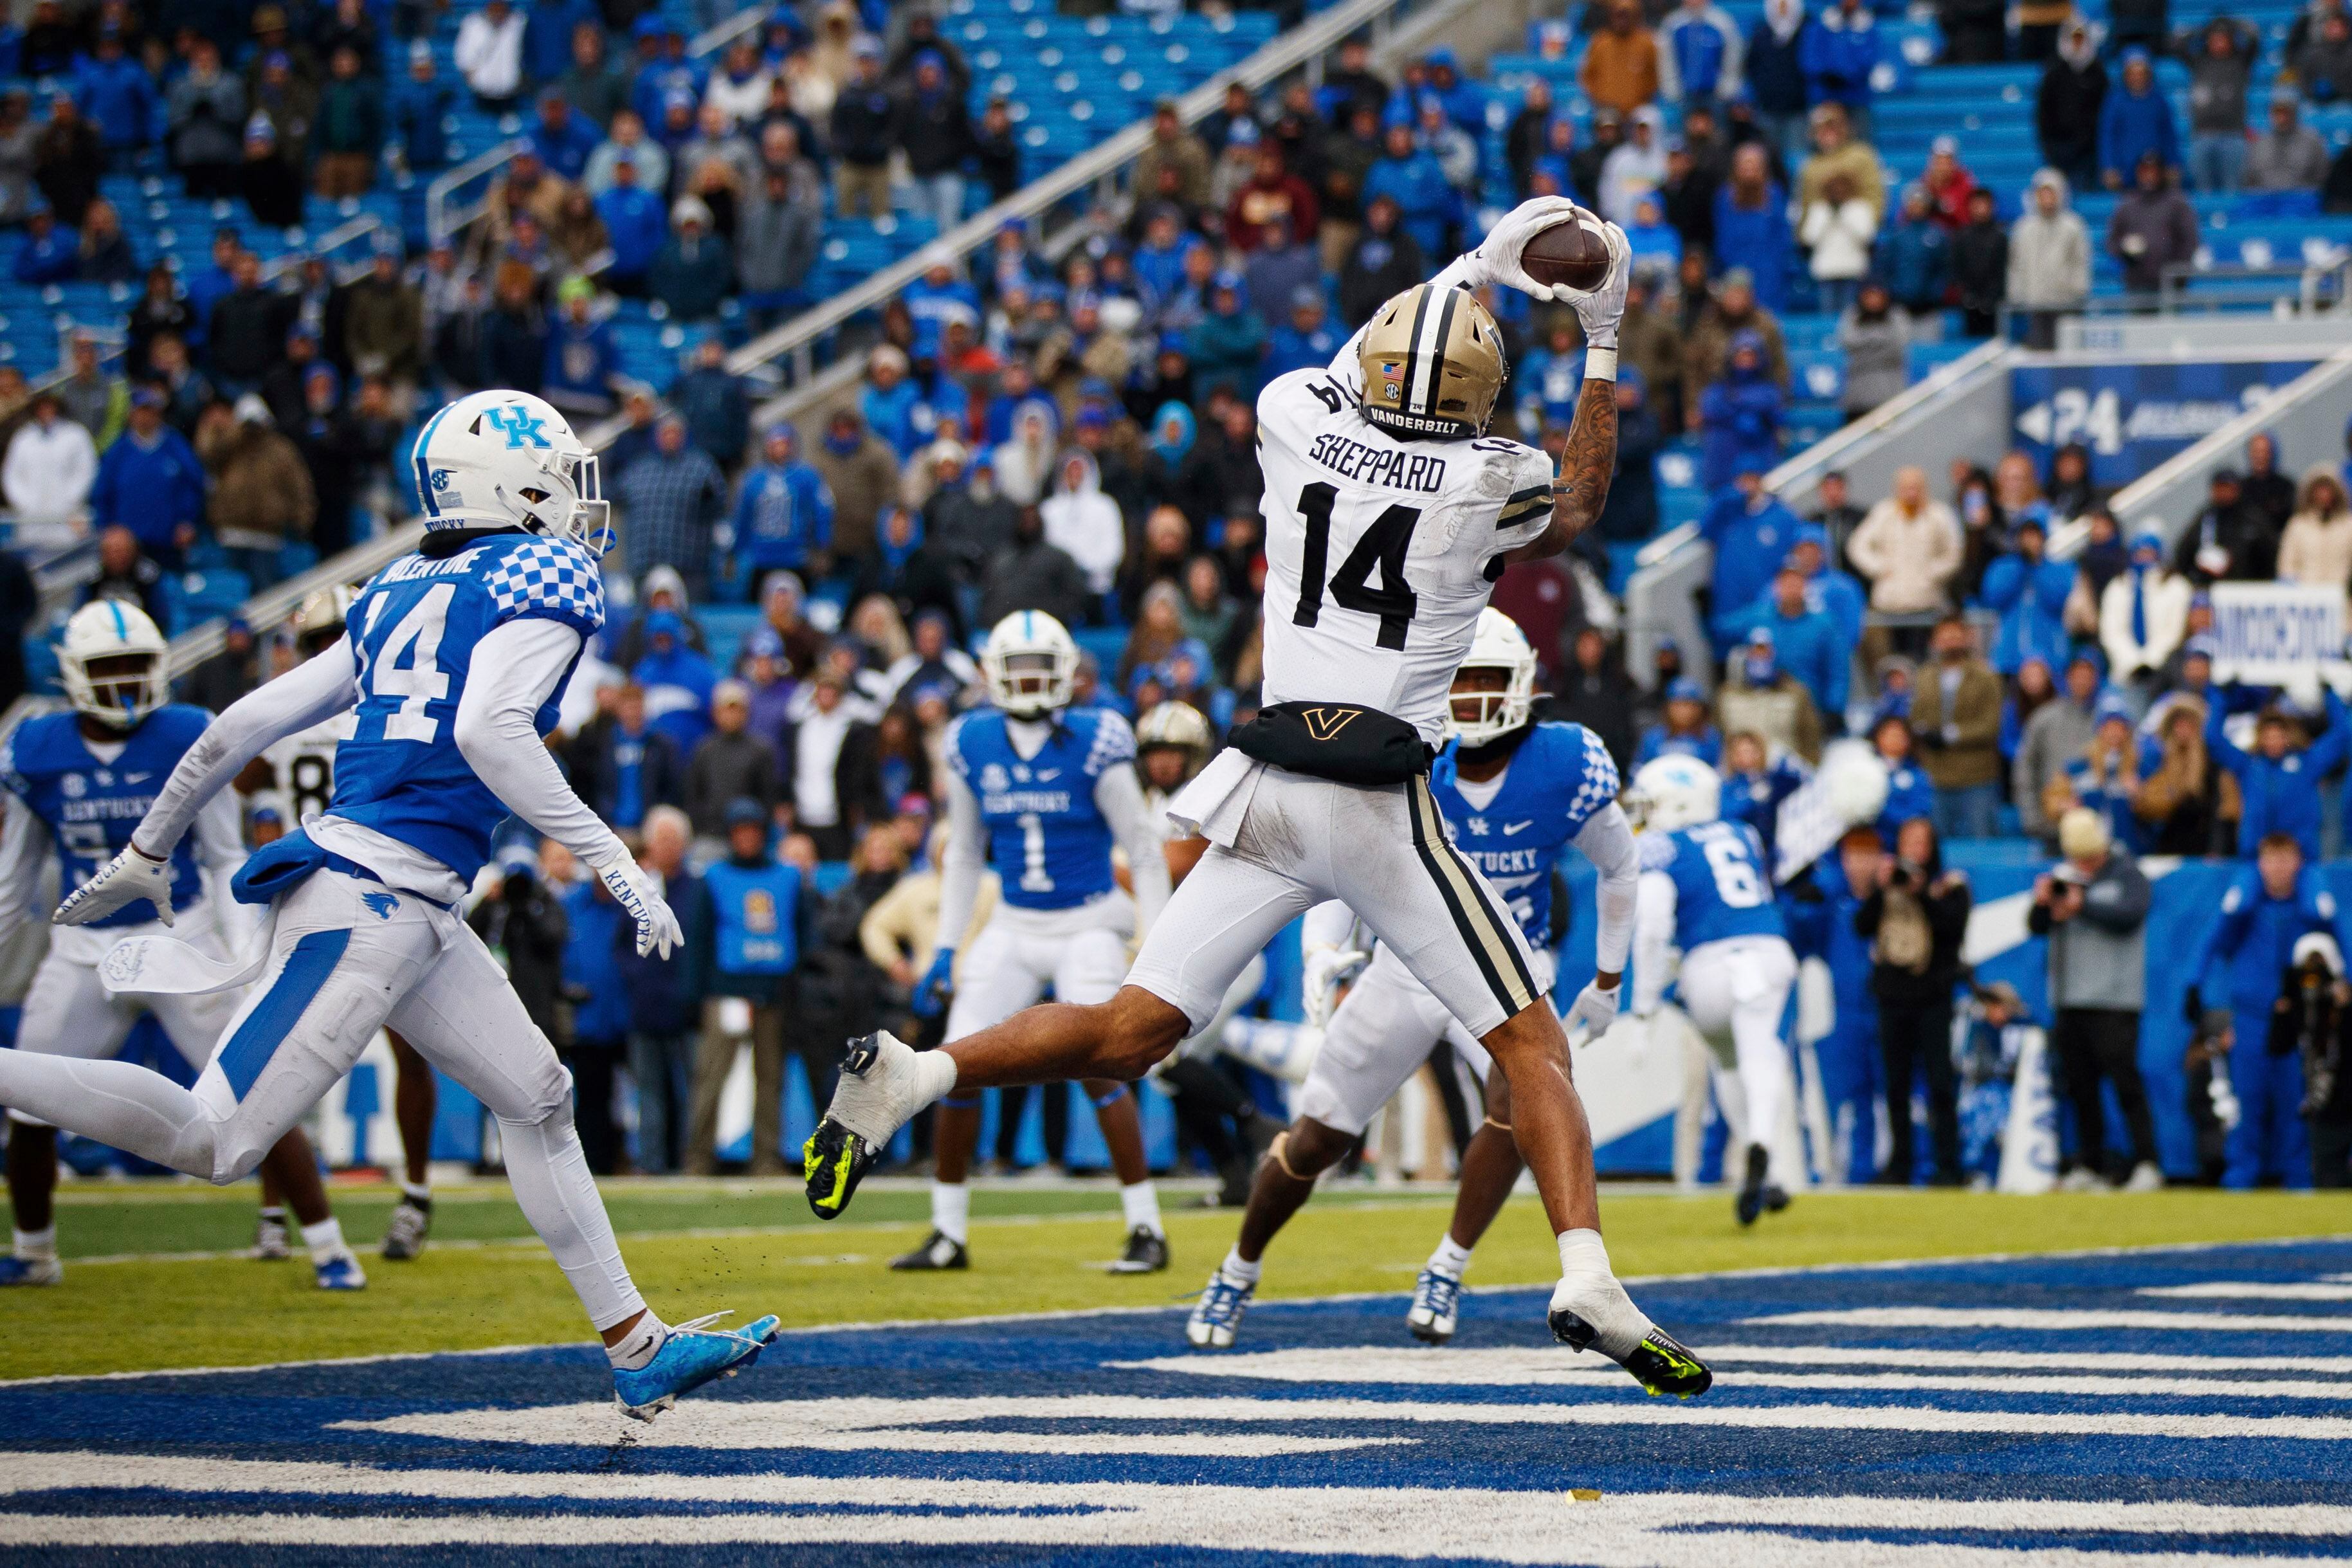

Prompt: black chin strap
[
  {"left": 1455, "top": 724, "right": 1534, "bottom": 770},
  {"left": 419, "top": 525, "right": 529, "bottom": 559}
]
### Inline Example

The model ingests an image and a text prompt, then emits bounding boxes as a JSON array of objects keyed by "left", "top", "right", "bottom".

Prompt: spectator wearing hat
[
  {"left": 1857, "top": 814, "right": 1970, "bottom": 1185},
  {"left": 1718, "top": 627, "right": 1823, "bottom": 761},
  {"left": 649, "top": 196, "right": 732, "bottom": 322},
  {"left": 455, "top": 0, "right": 527, "bottom": 111},
  {"left": 2029, "top": 807, "right": 2162, "bottom": 1189},
  {"left": 1, "top": 392, "right": 94, "bottom": 528},
  {"left": 828, "top": 39, "right": 893, "bottom": 219},
  {"left": 1799, "top": 0, "right": 1878, "bottom": 134},
  {"left": 196, "top": 394, "right": 311, "bottom": 590},
  {"left": 668, "top": 337, "right": 751, "bottom": 468},
  {"left": 592, "top": 152, "right": 664, "bottom": 296},
  {"left": 686, "top": 680, "right": 783, "bottom": 844},
  {"left": 338, "top": 242, "right": 423, "bottom": 406},
  {"left": 732, "top": 422, "right": 834, "bottom": 589},
  {"left": 1636, "top": 676, "right": 1724, "bottom": 765},
  {"left": 632, "top": 607, "right": 720, "bottom": 765},
  {"left": 2277, "top": 464, "right": 2352, "bottom": 597},
  {"left": 1725, "top": 556, "right": 1847, "bottom": 720},
  {"left": 2134, "top": 688, "right": 2239, "bottom": 853},
  {"left": 73, "top": 24, "right": 159, "bottom": 161},
  {"left": 32, "top": 91, "right": 100, "bottom": 228},
  {"left": 527, "top": 88, "right": 599, "bottom": 183},
  {"left": 1981, "top": 509, "right": 2073, "bottom": 673},
  {"left": 617, "top": 414, "right": 728, "bottom": 595},
  {"left": 980, "top": 503, "right": 1091, "bottom": 631},
  {"left": 1906, "top": 614, "right": 2003, "bottom": 839},
  {"left": 1363, "top": 119, "right": 1461, "bottom": 261},
  {"left": 237, "top": 108, "right": 304, "bottom": 228},
  {"left": 1263, "top": 286, "right": 1341, "bottom": 381},
  {"left": 540, "top": 276, "right": 621, "bottom": 417},
  {"left": 1337, "top": 194, "right": 1427, "bottom": 327},
  {"left": 259, "top": 322, "right": 325, "bottom": 433},
  {"left": 1581, "top": 0, "right": 1661, "bottom": 116},
  {"left": 2100, "top": 49, "right": 2180, "bottom": 188},
  {"left": 1700, "top": 468, "right": 1804, "bottom": 646},
  {"left": 2207, "top": 686, "right": 2349, "bottom": 861},
  {"left": 685, "top": 798, "right": 811, "bottom": 1176},
  {"left": 898, "top": 48, "right": 974, "bottom": 230},
  {"left": 2047, "top": 691, "right": 2144, "bottom": 852},
  {"left": 2108, "top": 150, "right": 2198, "bottom": 299},
  {"left": 9, "top": 203, "right": 72, "bottom": 286},
  {"left": 1697, "top": 328, "right": 1784, "bottom": 491},
  {"left": 89, "top": 387, "right": 204, "bottom": 564},
  {"left": 168, "top": 37, "right": 246, "bottom": 198},
  {"left": 2174, "top": 468, "right": 2276, "bottom": 583},
  {"left": 1917, "top": 137, "right": 1977, "bottom": 231},
  {"left": 738, "top": 154, "right": 824, "bottom": 331},
  {"left": 1873, "top": 183, "right": 1949, "bottom": 323},
  {"left": 1682, "top": 265, "right": 1790, "bottom": 420},
  {"left": 810, "top": 407, "right": 898, "bottom": 565},
  {"left": 2100, "top": 530, "right": 2191, "bottom": 695},
  {"left": 2180, "top": 18, "right": 2257, "bottom": 192},
  {"left": 390, "top": 40, "right": 454, "bottom": 175}
]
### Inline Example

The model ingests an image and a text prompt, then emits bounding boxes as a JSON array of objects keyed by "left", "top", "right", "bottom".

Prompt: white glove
[
  {"left": 596, "top": 855, "right": 683, "bottom": 958},
  {"left": 1300, "top": 943, "right": 1369, "bottom": 1028},
  {"left": 1565, "top": 979, "right": 1621, "bottom": 1041},
  {"left": 55, "top": 844, "right": 178, "bottom": 927},
  {"left": 1470, "top": 196, "right": 1589, "bottom": 299},
  {"left": 1565, "top": 220, "right": 1632, "bottom": 352}
]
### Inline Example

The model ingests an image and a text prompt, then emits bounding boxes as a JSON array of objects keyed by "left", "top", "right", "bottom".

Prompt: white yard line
[{"left": 1754, "top": 1307, "right": 2352, "bottom": 1333}]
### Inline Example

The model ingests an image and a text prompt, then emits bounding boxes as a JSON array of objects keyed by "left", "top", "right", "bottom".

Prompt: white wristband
[{"left": 1583, "top": 348, "right": 1618, "bottom": 383}]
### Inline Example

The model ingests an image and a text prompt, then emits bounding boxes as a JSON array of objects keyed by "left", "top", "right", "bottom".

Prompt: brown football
[{"left": 1519, "top": 216, "right": 1612, "bottom": 292}]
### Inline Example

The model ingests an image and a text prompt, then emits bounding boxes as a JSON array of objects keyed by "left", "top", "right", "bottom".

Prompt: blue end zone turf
[{"left": 2, "top": 1238, "right": 2349, "bottom": 1563}]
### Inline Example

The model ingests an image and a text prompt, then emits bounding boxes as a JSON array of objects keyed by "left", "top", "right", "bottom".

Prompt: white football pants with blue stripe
[
  {"left": 0, "top": 869, "right": 646, "bottom": 1330},
  {"left": 3, "top": 920, "right": 242, "bottom": 1129}
]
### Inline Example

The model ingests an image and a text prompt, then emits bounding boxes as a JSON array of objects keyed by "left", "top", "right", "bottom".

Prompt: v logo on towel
[{"left": 1300, "top": 707, "right": 1360, "bottom": 743}]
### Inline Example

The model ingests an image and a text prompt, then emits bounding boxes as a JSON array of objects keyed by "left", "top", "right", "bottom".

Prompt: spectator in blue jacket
[
  {"left": 540, "top": 275, "right": 621, "bottom": 416},
  {"left": 560, "top": 868, "right": 634, "bottom": 1173},
  {"left": 1876, "top": 183, "right": 1951, "bottom": 317},
  {"left": 1788, "top": 523, "right": 1866, "bottom": 649},
  {"left": 2187, "top": 834, "right": 2352, "bottom": 1189},
  {"left": 1701, "top": 469, "right": 1804, "bottom": 646},
  {"left": 390, "top": 41, "right": 455, "bottom": 174},
  {"left": 1515, "top": 317, "right": 1587, "bottom": 438},
  {"left": 670, "top": 338, "right": 753, "bottom": 469},
  {"left": 11, "top": 205, "right": 74, "bottom": 284},
  {"left": 1799, "top": 0, "right": 1878, "bottom": 132},
  {"left": 594, "top": 152, "right": 664, "bottom": 292},
  {"left": 1697, "top": 329, "right": 1784, "bottom": 491},
  {"left": 1747, "top": 0, "right": 1814, "bottom": 173},
  {"left": 903, "top": 253, "right": 983, "bottom": 363},
  {"left": 2057, "top": 695, "right": 2149, "bottom": 853},
  {"left": 1725, "top": 559, "right": 1848, "bottom": 717},
  {"left": 1661, "top": 0, "right": 1744, "bottom": 109},
  {"left": 1636, "top": 677, "right": 1725, "bottom": 765},
  {"left": 1187, "top": 271, "right": 1270, "bottom": 401},
  {"left": 1785, "top": 826, "right": 1886, "bottom": 1181},
  {"left": 859, "top": 344, "right": 934, "bottom": 462},
  {"left": 731, "top": 421, "right": 834, "bottom": 585},
  {"left": 629, "top": 17, "right": 706, "bottom": 133},
  {"left": 73, "top": 28, "right": 158, "bottom": 155},
  {"left": 89, "top": 388, "right": 205, "bottom": 559},
  {"left": 1721, "top": 725, "right": 1809, "bottom": 864},
  {"left": 1363, "top": 118, "right": 1461, "bottom": 259},
  {"left": 2099, "top": 48, "right": 2181, "bottom": 188},
  {"left": 1263, "top": 286, "right": 1342, "bottom": 381},
  {"left": 1715, "top": 152, "right": 1795, "bottom": 308},
  {"left": 523, "top": 0, "right": 596, "bottom": 90},
  {"left": 529, "top": 89, "right": 601, "bottom": 181},
  {"left": 1872, "top": 709, "right": 1937, "bottom": 839},
  {"left": 1979, "top": 509, "right": 2075, "bottom": 673},
  {"left": 633, "top": 608, "right": 720, "bottom": 761},
  {"left": 2207, "top": 686, "right": 2349, "bottom": 859}
]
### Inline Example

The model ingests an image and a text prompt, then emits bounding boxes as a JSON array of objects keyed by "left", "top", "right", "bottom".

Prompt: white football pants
[{"left": 1675, "top": 934, "right": 1801, "bottom": 1187}]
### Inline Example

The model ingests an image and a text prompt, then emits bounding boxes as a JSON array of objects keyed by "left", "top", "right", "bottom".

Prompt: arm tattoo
[{"left": 1513, "top": 380, "right": 1617, "bottom": 563}]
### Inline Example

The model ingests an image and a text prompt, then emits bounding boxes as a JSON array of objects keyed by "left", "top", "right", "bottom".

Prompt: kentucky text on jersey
[
  {"left": 0, "top": 706, "right": 210, "bottom": 925},
  {"left": 1305, "top": 430, "right": 1448, "bottom": 494}
]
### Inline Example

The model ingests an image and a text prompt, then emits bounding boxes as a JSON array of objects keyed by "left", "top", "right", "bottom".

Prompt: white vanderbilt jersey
[
  {"left": 254, "top": 712, "right": 357, "bottom": 825},
  {"left": 1255, "top": 363, "right": 1556, "bottom": 744}
]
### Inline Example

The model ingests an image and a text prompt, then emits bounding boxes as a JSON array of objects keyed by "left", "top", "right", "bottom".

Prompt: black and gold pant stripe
[{"left": 1405, "top": 774, "right": 1540, "bottom": 1021}]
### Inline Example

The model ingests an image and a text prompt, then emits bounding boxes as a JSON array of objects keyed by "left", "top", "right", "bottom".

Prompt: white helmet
[
  {"left": 1627, "top": 753, "right": 1721, "bottom": 834},
  {"left": 410, "top": 389, "right": 611, "bottom": 554},
  {"left": 980, "top": 610, "right": 1079, "bottom": 718},
  {"left": 1135, "top": 699, "right": 1213, "bottom": 783},
  {"left": 58, "top": 599, "right": 170, "bottom": 729},
  {"left": 1446, "top": 606, "right": 1539, "bottom": 747}
]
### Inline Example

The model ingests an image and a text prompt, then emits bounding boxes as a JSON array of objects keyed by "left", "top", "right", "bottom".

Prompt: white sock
[
  {"left": 257, "top": 1205, "right": 286, "bottom": 1225},
  {"left": 912, "top": 1050, "right": 960, "bottom": 1109},
  {"left": 300, "top": 1217, "right": 347, "bottom": 1264},
  {"left": 1428, "top": 1234, "right": 1473, "bottom": 1279},
  {"left": 1219, "top": 1245, "right": 1261, "bottom": 1286},
  {"left": 605, "top": 1311, "right": 668, "bottom": 1370},
  {"left": 931, "top": 1181, "right": 970, "bottom": 1244},
  {"left": 14, "top": 1226, "right": 55, "bottom": 1261},
  {"left": 1557, "top": 1228, "right": 1612, "bottom": 1278},
  {"left": 1120, "top": 1180, "right": 1162, "bottom": 1236},
  {"left": 401, "top": 1181, "right": 431, "bottom": 1206}
]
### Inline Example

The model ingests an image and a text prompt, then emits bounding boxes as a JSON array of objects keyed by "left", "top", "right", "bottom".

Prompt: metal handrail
[{"left": 587, "top": 0, "right": 1418, "bottom": 448}]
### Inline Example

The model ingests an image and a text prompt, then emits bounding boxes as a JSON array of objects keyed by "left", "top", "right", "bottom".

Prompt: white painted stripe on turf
[
  {"left": 1109, "top": 1347, "right": 2352, "bottom": 1399},
  {"left": 2140, "top": 1282, "right": 2352, "bottom": 1301},
  {"left": 329, "top": 1393, "right": 2352, "bottom": 1445},
  {"left": 1753, "top": 1307, "right": 2352, "bottom": 1333},
  {"left": 5, "top": 1457, "right": 2352, "bottom": 1563}
]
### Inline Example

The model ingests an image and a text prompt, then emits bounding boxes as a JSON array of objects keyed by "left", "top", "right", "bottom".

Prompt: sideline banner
[
  {"left": 2208, "top": 581, "right": 2346, "bottom": 684},
  {"left": 2009, "top": 360, "right": 2313, "bottom": 486}
]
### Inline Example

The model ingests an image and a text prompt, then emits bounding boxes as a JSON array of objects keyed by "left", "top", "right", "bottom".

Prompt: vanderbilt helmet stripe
[
  {"left": 1419, "top": 286, "right": 1460, "bottom": 419},
  {"left": 1406, "top": 775, "right": 1539, "bottom": 1020},
  {"left": 1401, "top": 284, "right": 1437, "bottom": 417}
]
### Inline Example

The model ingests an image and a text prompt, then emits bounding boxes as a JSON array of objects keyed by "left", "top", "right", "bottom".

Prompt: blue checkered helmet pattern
[
  {"left": 409, "top": 390, "right": 613, "bottom": 556},
  {"left": 482, "top": 536, "right": 607, "bottom": 634}
]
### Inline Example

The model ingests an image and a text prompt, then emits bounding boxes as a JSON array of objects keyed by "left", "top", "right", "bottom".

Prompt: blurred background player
[
  {"left": 1187, "top": 608, "right": 1637, "bottom": 1349},
  {"left": 891, "top": 610, "right": 1174, "bottom": 1273},
  {"left": 0, "top": 602, "right": 361, "bottom": 1289},
  {"left": 17, "top": 390, "right": 775, "bottom": 1419},
  {"left": 1628, "top": 752, "right": 1801, "bottom": 1226},
  {"left": 239, "top": 586, "right": 440, "bottom": 1263}
]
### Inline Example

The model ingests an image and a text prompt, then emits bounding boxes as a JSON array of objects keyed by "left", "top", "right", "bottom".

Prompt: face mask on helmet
[
  {"left": 65, "top": 649, "right": 166, "bottom": 728},
  {"left": 1446, "top": 663, "right": 1529, "bottom": 747},
  {"left": 993, "top": 652, "right": 1068, "bottom": 715}
]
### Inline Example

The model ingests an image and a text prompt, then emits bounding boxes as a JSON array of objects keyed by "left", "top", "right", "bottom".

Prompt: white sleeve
[
  {"left": 1095, "top": 765, "right": 1169, "bottom": 935},
  {"left": 933, "top": 766, "right": 988, "bottom": 953},
  {"left": 192, "top": 788, "right": 244, "bottom": 873},
  {"left": 133, "top": 639, "right": 361, "bottom": 859},
  {"left": 450, "top": 617, "right": 630, "bottom": 871},
  {"left": 1573, "top": 802, "right": 1639, "bottom": 976},
  {"left": 1630, "top": 869, "right": 1678, "bottom": 1016},
  {"left": 1300, "top": 898, "right": 1360, "bottom": 953},
  {"left": 0, "top": 794, "right": 51, "bottom": 950}
]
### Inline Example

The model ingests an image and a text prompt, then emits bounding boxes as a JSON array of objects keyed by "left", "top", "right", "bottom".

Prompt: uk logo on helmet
[{"left": 482, "top": 405, "right": 551, "bottom": 448}]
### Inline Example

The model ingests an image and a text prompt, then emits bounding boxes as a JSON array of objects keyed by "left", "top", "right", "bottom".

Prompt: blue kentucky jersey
[
  {"left": 1432, "top": 722, "right": 1619, "bottom": 947},
  {"left": 331, "top": 533, "right": 604, "bottom": 884},
  {"left": 1642, "top": 817, "right": 1786, "bottom": 949},
  {"left": 0, "top": 706, "right": 209, "bottom": 925},
  {"left": 949, "top": 707, "right": 1134, "bottom": 912}
]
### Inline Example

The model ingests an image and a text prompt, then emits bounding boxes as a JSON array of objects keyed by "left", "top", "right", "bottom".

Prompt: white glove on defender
[
  {"left": 1566, "top": 219, "right": 1632, "bottom": 352},
  {"left": 55, "top": 844, "right": 178, "bottom": 927},
  {"left": 1565, "top": 979, "right": 1622, "bottom": 1042},
  {"left": 1300, "top": 943, "right": 1369, "bottom": 1028},
  {"left": 596, "top": 855, "right": 684, "bottom": 958},
  {"left": 1470, "top": 196, "right": 1585, "bottom": 300}
]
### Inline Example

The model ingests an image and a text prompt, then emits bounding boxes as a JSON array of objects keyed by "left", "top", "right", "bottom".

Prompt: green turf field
[{"left": 1, "top": 1177, "right": 2342, "bottom": 1380}]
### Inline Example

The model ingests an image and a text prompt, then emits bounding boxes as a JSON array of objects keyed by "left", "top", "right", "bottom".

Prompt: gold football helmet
[
  {"left": 291, "top": 583, "right": 360, "bottom": 654},
  {"left": 1135, "top": 699, "right": 1214, "bottom": 785},
  {"left": 1356, "top": 282, "right": 1506, "bottom": 441}
]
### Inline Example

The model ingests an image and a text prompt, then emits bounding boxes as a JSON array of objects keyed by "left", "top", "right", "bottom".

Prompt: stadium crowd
[{"left": 0, "top": 0, "right": 2342, "bottom": 1192}]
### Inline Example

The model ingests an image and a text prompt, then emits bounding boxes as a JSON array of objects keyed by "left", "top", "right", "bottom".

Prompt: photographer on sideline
[
  {"left": 2030, "top": 807, "right": 2160, "bottom": 1192},
  {"left": 1856, "top": 815, "right": 1974, "bottom": 1186}
]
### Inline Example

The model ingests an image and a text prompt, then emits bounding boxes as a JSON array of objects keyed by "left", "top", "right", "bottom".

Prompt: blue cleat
[
  {"left": 1406, "top": 1268, "right": 1463, "bottom": 1344},
  {"left": 1184, "top": 1272, "right": 1253, "bottom": 1349},
  {"left": 0, "top": 1254, "right": 60, "bottom": 1286},
  {"left": 314, "top": 1250, "right": 368, "bottom": 1291},
  {"left": 613, "top": 1312, "right": 781, "bottom": 1423}
]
